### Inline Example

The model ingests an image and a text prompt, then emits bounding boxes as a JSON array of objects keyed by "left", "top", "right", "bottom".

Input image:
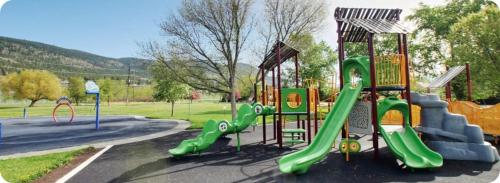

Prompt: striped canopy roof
[
  {"left": 259, "top": 41, "right": 299, "bottom": 70},
  {"left": 335, "top": 7, "right": 409, "bottom": 42}
]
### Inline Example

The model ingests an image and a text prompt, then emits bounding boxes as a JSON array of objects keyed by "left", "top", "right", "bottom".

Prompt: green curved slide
[
  {"left": 169, "top": 103, "right": 274, "bottom": 157},
  {"left": 278, "top": 83, "right": 363, "bottom": 174},
  {"left": 377, "top": 97, "right": 443, "bottom": 168}
]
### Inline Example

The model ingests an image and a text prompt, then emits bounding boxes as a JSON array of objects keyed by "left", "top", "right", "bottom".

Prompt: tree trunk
[
  {"left": 29, "top": 100, "right": 38, "bottom": 107},
  {"left": 107, "top": 97, "right": 110, "bottom": 107},
  {"left": 230, "top": 79, "right": 237, "bottom": 121},
  {"left": 171, "top": 101, "right": 175, "bottom": 117}
]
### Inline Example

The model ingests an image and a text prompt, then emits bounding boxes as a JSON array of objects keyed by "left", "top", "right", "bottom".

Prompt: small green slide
[
  {"left": 278, "top": 83, "right": 363, "bottom": 174},
  {"left": 169, "top": 103, "right": 274, "bottom": 157},
  {"left": 377, "top": 97, "right": 443, "bottom": 168}
]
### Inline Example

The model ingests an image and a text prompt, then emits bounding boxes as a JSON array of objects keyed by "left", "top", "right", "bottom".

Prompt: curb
[
  {"left": 56, "top": 145, "right": 113, "bottom": 183},
  {"left": 0, "top": 173, "right": 8, "bottom": 183},
  {"left": 0, "top": 118, "right": 190, "bottom": 160}
]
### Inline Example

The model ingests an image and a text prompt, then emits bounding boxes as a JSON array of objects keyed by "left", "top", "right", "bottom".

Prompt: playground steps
[
  {"left": 283, "top": 129, "right": 306, "bottom": 145},
  {"left": 285, "top": 139, "right": 305, "bottom": 144},
  {"left": 282, "top": 129, "right": 306, "bottom": 133}
]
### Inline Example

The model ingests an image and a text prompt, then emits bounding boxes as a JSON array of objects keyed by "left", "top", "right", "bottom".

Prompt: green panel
[
  {"left": 377, "top": 97, "right": 443, "bottom": 168},
  {"left": 281, "top": 88, "right": 308, "bottom": 113}
]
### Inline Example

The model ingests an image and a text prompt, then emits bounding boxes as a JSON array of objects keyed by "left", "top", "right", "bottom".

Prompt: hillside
[
  {"left": 0, "top": 36, "right": 151, "bottom": 79},
  {"left": 0, "top": 36, "right": 259, "bottom": 83}
]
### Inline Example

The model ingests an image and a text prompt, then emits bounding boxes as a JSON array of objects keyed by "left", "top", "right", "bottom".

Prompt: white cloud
[{"left": 0, "top": 0, "right": 9, "bottom": 12}]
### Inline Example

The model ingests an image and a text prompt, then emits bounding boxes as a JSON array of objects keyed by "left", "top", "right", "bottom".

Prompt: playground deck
[{"left": 68, "top": 124, "right": 499, "bottom": 183}]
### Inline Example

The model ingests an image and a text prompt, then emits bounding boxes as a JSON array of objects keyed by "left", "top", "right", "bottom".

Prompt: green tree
[
  {"left": 407, "top": 0, "right": 492, "bottom": 76},
  {"left": 343, "top": 34, "right": 398, "bottom": 58},
  {"left": 151, "top": 64, "right": 190, "bottom": 116},
  {"left": 153, "top": 79, "right": 189, "bottom": 116},
  {"left": 448, "top": 6, "right": 500, "bottom": 99},
  {"left": 0, "top": 70, "right": 62, "bottom": 107},
  {"left": 97, "top": 78, "right": 116, "bottom": 106},
  {"left": 67, "top": 76, "right": 86, "bottom": 105},
  {"left": 288, "top": 34, "right": 337, "bottom": 99}
]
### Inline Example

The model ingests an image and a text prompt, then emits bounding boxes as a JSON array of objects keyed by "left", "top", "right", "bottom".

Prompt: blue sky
[
  {"left": 0, "top": 0, "right": 181, "bottom": 58},
  {"left": 0, "top": 0, "right": 464, "bottom": 59}
]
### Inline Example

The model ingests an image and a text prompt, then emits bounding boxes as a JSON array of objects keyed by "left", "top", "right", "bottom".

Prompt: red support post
[
  {"left": 314, "top": 88, "right": 319, "bottom": 136},
  {"left": 306, "top": 88, "right": 312, "bottom": 144},
  {"left": 402, "top": 34, "right": 413, "bottom": 127},
  {"left": 397, "top": 34, "right": 405, "bottom": 126},
  {"left": 261, "top": 67, "right": 266, "bottom": 144},
  {"left": 466, "top": 63, "right": 472, "bottom": 101},
  {"left": 445, "top": 66, "right": 452, "bottom": 101},
  {"left": 337, "top": 21, "right": 347, "bottom": 138},
  {"left": 337, "top": 21, "right": 345, "bottom": 89},
  {"left": 276, "top": 41, "right": 283, "bottom": 148},
  {"left": 301, "top": 120, "right": 306, "bottom": 140},
  {"left": 368, "top": 33, "right": 379, "bottom": 159},
  {"left": 272, "top": 67, "right": 277, "bottom": 139}
]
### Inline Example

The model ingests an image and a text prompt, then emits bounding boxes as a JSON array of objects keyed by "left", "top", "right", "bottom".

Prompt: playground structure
[
  {"left": 256, "top": 41, "right": 321, "bottom": 148},
  {"left": 428, "top": 64, "right": 500, "bottom": 139},
  {"left": 52, "top": 96, "right": 75, "bottom": 123},
  {"left": 169, "top": 7, "right": 497, "bottom": 175},
  {"left": 382, "top": 63, "right": 500, "bottom": 139},
  {"left": 169, "top": 103, "right": 274, "bottom": 157}
]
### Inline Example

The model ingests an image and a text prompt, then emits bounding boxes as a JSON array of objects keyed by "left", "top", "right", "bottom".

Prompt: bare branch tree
[
  {"left": 254, "top": 0, "right": 327, "bottom": 82},
  {"left": 143, "top": 0, "right": 254, "bottom": 120}
]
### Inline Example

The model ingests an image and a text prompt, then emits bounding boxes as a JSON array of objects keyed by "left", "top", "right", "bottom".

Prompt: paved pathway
[
  {"left": 68, "top": 124, "right": 500, "bottom": 183},
  {"left": 0, "top": 116, "right": 184, "bottom": 157}
]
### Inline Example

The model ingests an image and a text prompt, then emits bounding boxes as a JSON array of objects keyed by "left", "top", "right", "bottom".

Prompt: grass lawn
[
  {"left": 0, "top": 148, "right": 91, "bottom": 183},
  {"left": 0, "top": 101, "right": 240, "bottom": 129}
]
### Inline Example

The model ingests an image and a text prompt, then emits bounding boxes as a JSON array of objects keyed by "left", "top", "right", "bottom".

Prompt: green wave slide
[
  {"left": 377, "top": 97, "right": 443, "bottom": 169},
  {"left": 278, "top": 56, "right": 442, "bottom": 174},
  {"left": 169, "top": 103, "right": 274, "bottom": 157}
]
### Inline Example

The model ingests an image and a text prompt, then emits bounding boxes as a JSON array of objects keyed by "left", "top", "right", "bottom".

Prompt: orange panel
[{"left": 449, "top": 101, "right": 500, "bottom": 136}]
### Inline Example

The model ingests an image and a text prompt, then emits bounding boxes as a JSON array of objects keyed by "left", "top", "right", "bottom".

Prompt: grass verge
[{"left": 0, "top": 148, "right": 94, "bottom": 183}]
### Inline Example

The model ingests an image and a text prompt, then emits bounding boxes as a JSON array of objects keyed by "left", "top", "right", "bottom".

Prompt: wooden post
[
  {"left": 253, "top": 83, "right": 257, "bottom": 103},
  {"left": 314, "top": 88, "right": 319, "bottom": 136},
  {"left": 402, "top": 34, "right": 413, "bottom": 127},
  {"left": 261, "top": 67, "right": 266, "bottom": 144},
  {"left": 337, "top": 21, "right": 345, "bottom": 89},
  {"left": 273, "top": 114, "right": 276, "bottom": 139},
  {"left": 301, "top": 120, "right": 306, "bottom": 140},
  {"left": 306, "top": 88, "right": 312, "bottom": 144},
  {"left": 368, "top": 33, "right": 379, "bottom": 159},
  {"left": 397, "top": 34, "right": 405, "bottom": 100},
  {"left": 272, "top": 67, "right": 277, "bottom": 139},
  {"left": 337, "top": 21, "right": 347, "bottom": 139},
  {"left": 445, "top": 66, "right": 452, "bottom": 101},
  {"left": 277, "top": 41, "right": 283, "bottom": 148},
  {"left": 466, "top": 63, "right": 472, "bottom": 101}
]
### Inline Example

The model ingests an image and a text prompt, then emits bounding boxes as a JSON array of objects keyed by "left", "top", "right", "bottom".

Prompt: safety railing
[{"left": 375, "top": 54, "right": 406, "bottom": 87}]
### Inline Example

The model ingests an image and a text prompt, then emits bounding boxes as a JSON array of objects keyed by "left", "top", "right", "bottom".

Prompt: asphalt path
[
  {"left": 68, "top": 124, "right": 500, "bottom": 183},
  {"left": 0, "top": 116, "right": 179, "bottom": 156}
]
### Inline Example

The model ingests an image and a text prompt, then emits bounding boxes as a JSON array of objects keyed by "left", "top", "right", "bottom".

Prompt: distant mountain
[
  {"left": 0, "top": 36, "right": 258, "bottom": 82},
  {"left": 0, "top": 36, "right": 151, "bottom": 80}
]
